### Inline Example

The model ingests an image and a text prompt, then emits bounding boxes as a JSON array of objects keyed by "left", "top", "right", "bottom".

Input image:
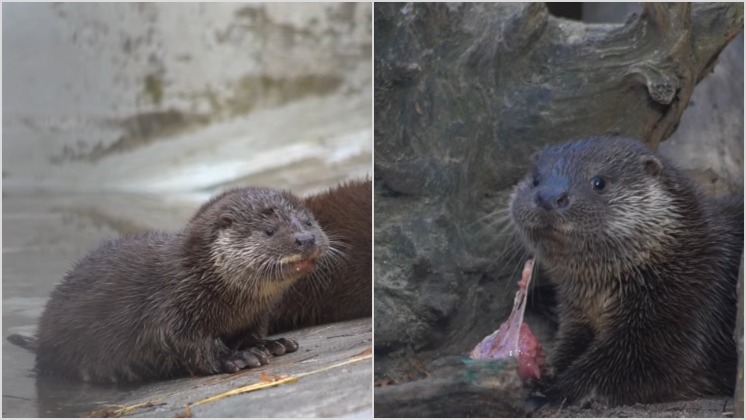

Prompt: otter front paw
[
  {"left": 220, "top": 347, "right": 272, "bottom": 373},
  {"left": 262, "top": 337, "right": 299, "bottom": 355}
]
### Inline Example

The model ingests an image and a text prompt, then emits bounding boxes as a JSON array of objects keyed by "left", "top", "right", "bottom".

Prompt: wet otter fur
[
  {"left": 189, "top": 179, "right": 372, "bottom": 334},
  {"left": 35, "top": 187, "right": 329, "bottom": 383},
  {"left": 510, "top": 136, "right": 742, "bottom": 406}
]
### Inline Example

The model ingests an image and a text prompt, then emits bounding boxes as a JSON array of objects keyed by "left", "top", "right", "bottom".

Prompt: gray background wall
[{"left": 3, "top": 2, "right": 371, "bottom": 195}]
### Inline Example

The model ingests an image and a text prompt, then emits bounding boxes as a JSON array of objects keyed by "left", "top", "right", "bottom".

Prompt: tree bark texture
[
  {"left": 373, "top": 2, "right": 743, "bottom": 412},
  {"left": 374, "top": 357, "right": 526, "bottom": 418}
]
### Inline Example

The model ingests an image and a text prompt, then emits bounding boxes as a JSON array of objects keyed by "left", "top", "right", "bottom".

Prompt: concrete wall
[{"left": 3, "top": 3, "right": 372, "bottom": 194}]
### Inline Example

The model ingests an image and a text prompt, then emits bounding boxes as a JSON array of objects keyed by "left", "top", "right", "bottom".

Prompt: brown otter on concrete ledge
[
  {"left": 510, "top": 136, "right": 742, "bottom": 406},
  {"left": 34, "top": 187, "right": 329, "bottom": 383}
]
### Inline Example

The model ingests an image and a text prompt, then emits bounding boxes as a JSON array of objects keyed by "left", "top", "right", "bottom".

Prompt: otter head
[
  {"left": 187, "top": 187, "right": 329, "bottom": 294},
  {"left": 510, "top": 136, "right": 686, "bottom": 282}
]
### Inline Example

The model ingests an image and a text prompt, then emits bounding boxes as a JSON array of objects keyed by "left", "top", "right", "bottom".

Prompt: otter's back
[{"left": 36, "top": 232, "right": 175, "bottom": 381}]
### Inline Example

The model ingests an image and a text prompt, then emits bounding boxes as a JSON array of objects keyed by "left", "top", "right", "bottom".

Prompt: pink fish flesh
[{"left": 470, "top": 259, "right": 545, "bottom": 381}]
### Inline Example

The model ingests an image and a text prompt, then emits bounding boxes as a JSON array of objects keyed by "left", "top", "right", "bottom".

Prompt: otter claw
[
  {"left": 220, "top": 338, "right": 298, "bottom": 373},
  {"left": 262, "top": 338, "right": 299, "bottom": 355},
  {"left": 221, "top": 348, "right": 271, "bottom": 373},
  {"left": 221, "top": 358, "right": 243, "bottom": 373},
  {"left": 246, "top": 347, "right": 271, "bottom": 366},
  {"left": 278, "top": 338, "right": 299, "bottom": 352}
]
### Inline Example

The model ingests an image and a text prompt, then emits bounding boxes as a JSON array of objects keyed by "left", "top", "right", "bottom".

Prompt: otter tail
[{"left": 7, "top": 333, "right": 38, "bottom": 353}]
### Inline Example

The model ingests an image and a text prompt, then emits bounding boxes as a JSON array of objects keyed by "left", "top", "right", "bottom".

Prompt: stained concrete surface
[
  {"left": 3, "top": 3, "right": 372, "bottom": 193},
  {"left": 22, "top": 319, "right": 372, "bottom": 418},
  {"left": 122, "top": 320, "right": 372, "bottom": 418}
]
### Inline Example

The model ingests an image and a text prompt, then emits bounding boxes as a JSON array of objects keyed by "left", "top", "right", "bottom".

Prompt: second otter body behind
[
  {"left": 36, "top": 187, "right": 329, "bottom": 383},
  {"left": 510, "top": 136, "right": 742, "bottom": 406},
  {"left": 270, "top": 179, "right": 372, "bottom": 333}
]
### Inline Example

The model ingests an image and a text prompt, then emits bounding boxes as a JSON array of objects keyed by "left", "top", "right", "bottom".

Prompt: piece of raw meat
[{"left": 470, "top": 259, "right": 545, "bottom": 381}]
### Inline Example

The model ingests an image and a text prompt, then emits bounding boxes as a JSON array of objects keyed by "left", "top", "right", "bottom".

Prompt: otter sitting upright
[
  {"left": 510, "top": 136, "right": 742, "bottom": 406},
  {"left": 35, "top": 187, "right": 329, "bottom": 383}
]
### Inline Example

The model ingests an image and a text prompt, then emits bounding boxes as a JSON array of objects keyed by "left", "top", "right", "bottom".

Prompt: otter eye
[
  {"left": 265, "top": 228, "right": 276, "bottom": 237},
  {"left": 305, "top": 220, "right": 313, "bottom": 227},
  {"left": 532, "top": 175, "right": 541, "bottom": 187},
  {"left": 591, "top": 176, "right": 606, "bottom": 191}
]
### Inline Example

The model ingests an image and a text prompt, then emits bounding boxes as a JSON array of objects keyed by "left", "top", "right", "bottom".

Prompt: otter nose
[
  {"left": 535, "top": 189, "right": 569, "bottom": 211},
  {"left": 294, "top": 233, "right": 316, "bottom": 250}
]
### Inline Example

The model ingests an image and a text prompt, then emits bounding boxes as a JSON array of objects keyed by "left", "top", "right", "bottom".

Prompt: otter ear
[{"left": 641, "top": 155, "right": 664, "bottom": 178}]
